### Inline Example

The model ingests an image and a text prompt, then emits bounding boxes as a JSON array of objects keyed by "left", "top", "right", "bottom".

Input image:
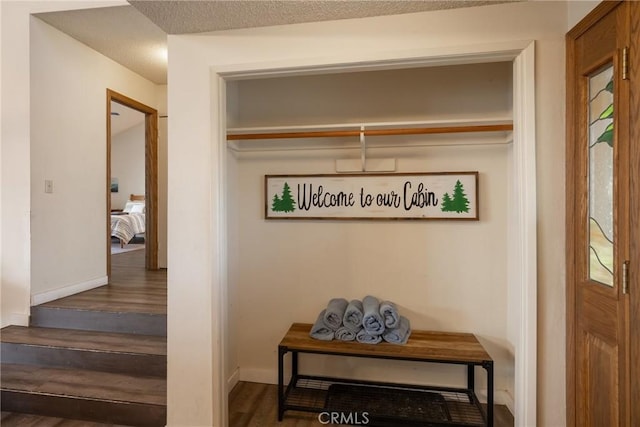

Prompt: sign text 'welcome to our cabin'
[{"left": 265, "top": 172, "right": 478, "bottom": 220}]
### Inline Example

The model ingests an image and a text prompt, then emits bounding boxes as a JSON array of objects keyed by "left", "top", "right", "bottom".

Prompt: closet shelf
[{"left": 226, "top": 118, "right": 513, "bottom": 141}]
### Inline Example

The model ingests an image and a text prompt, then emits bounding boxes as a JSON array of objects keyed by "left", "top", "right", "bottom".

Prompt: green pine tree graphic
[
  {"left": 441, "top": 180, "right": 470, "bottom": 213},
  {"left": 271, "top": 194, "right": 282, "bottom": 212},
  {"left": 441, "top": 192, "right": 453, "bottom": 212},
  {"left": 271, "top": 182, "right": 296, "bottom": 213}
]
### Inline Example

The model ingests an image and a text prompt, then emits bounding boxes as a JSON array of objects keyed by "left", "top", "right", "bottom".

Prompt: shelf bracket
[{"left": 360, "top": 126, "right": 366, "bottom": 172}]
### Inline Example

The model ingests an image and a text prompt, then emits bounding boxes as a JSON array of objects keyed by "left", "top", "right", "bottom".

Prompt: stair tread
[
  {"left": 35, "top": 301, "right": 167, "bottom": 315},
  {"left": 36, "top": 282, "right": 166, "bottom": 315},
  {"left": 1, "top": 364, "right": 166, "bottom": 406},
  {"left": 1, "top": 326, "right": 165, "bottom": 355}
]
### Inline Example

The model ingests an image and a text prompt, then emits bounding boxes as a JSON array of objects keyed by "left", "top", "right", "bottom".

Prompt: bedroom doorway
[{"left": 106, "top": 89, "right": 159, "bottom": 275}]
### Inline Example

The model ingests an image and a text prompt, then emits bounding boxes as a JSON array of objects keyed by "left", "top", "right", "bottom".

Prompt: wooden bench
[{"left": 278, "top": 323, "right": 494, "bottom": 426}]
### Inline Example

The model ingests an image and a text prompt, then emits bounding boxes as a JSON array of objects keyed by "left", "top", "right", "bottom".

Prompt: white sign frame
[{"left": 265, "top": 172, "right": 479, "bottom": 220}]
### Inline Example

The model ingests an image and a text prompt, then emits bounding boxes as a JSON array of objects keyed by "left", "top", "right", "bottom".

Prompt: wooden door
[{"left": 566, "top": 1, "right": 637, "bottom": 426}]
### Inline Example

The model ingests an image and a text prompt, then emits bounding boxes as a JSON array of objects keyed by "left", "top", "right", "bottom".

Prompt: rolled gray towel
[
  {"left": 356, "top": 328, "right": 382, "bottom": 344},
  {"left": 362, "top": 295, "right": 385, "bottom": 336},
  {"left": 342, "top": 299, "right": 364, "bottom": 331},
  {"left": 382, "top": 316, "right": 411, "bottom": 345},
  {"left": 309, "top": 310, "right": 334, "bottom": 341},
  {"left": 335, "top": 325, "right": 360, "bottom": 342},
  {"left": 323, "top": 298, "right": 348, "bottom": 331},
  {"left": 379, "top": 300, "right": 400, "bottom": 329}
]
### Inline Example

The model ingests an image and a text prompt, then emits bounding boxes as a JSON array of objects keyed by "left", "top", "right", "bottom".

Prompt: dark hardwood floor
[
  {"left": 229, "top": 381, "right": 515, "bottom": 427},
  {"left": 1, "top": 249, "right": 167, "bottom": 427},
  {"left": 5, "top": 380, "right": 514, "bottom": 427},
  {"left": 39, "top": 249, "right": 166, "bottom": 315},
  {"left": 3, "top": 251, "right": 514, "bottom": 426},
  {"left": 27, "top": 249, "right": 166, "bottom": 336}
]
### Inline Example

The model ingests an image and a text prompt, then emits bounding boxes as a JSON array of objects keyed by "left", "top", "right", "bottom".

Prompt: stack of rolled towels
[{"left": 309, "top": 295, "right": 411, "bottom": 345}]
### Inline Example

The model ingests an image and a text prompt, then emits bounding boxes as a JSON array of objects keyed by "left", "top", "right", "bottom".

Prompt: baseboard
[
  {"left": 227, "top": 368, "right": 240, "bottom": 391},
  {"left": 31, "top": 276, "right": 108, "bottom": 306},
  {"left": 496, "top": 390, "right": 514, "bottom": 415},
  {"left": 1, "top": 312, "right": 30, "bottom": 327},
  {"left": 476, "top": 388, "right": 514, "bottom": 414},
  {"left": 238, "top": 368, "right": 277, "bottom": 385}
]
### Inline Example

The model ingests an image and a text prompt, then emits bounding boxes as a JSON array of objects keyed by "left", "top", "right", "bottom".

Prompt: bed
[{"left": 111, "top": 194, "right": 146, "bottom": 247}]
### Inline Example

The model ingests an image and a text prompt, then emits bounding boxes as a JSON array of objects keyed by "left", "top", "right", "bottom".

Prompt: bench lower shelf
[{"left": 283, "top": 375, "right": 486, "bottom": 427}]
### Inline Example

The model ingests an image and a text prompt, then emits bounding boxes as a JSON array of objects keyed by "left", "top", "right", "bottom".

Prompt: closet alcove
[{"left": 224, "top": 61, "right": 515, "bottom": 410}]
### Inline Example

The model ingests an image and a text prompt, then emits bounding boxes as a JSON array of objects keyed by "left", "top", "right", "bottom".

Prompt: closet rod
[
  {"left": 228, "top": 129, "right": 359, "bottom": 140},
  {"left": 227, "top": 124, "right": 513, "bottom": 141}
]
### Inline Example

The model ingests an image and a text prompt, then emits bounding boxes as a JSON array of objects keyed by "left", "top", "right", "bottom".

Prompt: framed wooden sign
[{"left": 265, "top": 172, "right": 478, "bottom": 220}]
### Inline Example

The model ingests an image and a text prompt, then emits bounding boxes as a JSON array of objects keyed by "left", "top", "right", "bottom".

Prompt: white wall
[
  {"left": 232, "top": 64, "right": 512, "bottom": 126},
  {"left": 29, "top": 17, "right": 159, "bottom": 297},
  {"left": 567, "top": 0, "right": 600, "bottom": 29},
  {"left": 168, "top": 1, "right": 567, "bottom": 425},
  {"left": 111, "top": 122, "right": 145, "bottom": 210},
  {"left": 1, "top": 1, "right": 32, "bottom": 326},
  {"left": 0, "top": 1, "right": 580, "bottom": 425},
  {"left": 228, "top": 63, "right": 513, "bottom": 401},
  {"left": 233, "top": 146, "right": 511, "bottom": 380},
  {"left": 1, "top": 0, "right": 169, "bottom": 318},
  {"left": 0, "top": 0, "right": 129, "bottom": 326}
]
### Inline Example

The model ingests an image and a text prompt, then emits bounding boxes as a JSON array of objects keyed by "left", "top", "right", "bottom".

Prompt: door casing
[{"left": 106, "top": 89, "right": 159, "bottom": 274}]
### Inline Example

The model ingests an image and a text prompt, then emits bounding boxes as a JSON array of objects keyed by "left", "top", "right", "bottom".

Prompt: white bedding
[{"left": 110, "top": 212, "right": 145, "bottom": 245}]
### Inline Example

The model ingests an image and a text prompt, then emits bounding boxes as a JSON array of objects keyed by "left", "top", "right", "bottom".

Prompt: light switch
[{"left": 45, "top": 180, "right": 53, "bottom": 193}]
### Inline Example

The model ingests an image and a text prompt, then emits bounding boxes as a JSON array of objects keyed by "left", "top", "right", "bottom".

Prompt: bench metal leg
[
  {"left": 292, "top": 351, "right": 298, "bottom": 379},
  {"left": 278, "top": 346, "right": 286, "bottom": 421},
  {"left": 484, "top": 361, "right": 494, "bottom": 427}
]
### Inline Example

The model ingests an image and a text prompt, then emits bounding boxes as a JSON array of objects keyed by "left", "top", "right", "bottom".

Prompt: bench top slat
[{"left": 279, "top": 323, "right": 492, "bottom": 363}]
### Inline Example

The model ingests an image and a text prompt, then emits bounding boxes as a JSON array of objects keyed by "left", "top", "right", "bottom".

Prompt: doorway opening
[
  {"left": 211, "top": 42, "right": 536, "bottom": 426},
  {"left": 110, "top": 102, "right": 145, "bottom": 258},
  {"left": 106, "top": 89, "right": 159, "bottom": 275}
]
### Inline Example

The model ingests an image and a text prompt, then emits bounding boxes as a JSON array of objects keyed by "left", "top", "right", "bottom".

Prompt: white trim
[
  {"left": 499, "top": 389, "right": 516, "bottom": 418},
  {"left": 30, "top": 276, "right": 108, "bottom": 306},
  {"left": 213, "top": 73, "right": 229, "bottom": 427},
  {"left": 216, "top": 40, "right": 532, "bottom": 80},
  {"left": 512, "top": 41, "right": 537, "bottom": 427},
  {"left": 213, "top": 40, "right": 537, "bottom": 424},
  {"left": 476, "top": 389, "right": 515, "bottom": 414},
  {"left": 496, "top": 390, "right": 515, "bottom": 416},
  {"left": 227, "top": 367, "right": 240, "bottom": 392},
  {"left": 239, "top": 368, "right": 278, "bottom": 385},
  {"left": 3, "top": 313, "right": 30, "bottom": 327}
]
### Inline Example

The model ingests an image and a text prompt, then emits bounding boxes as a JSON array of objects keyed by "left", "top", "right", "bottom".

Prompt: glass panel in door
[{"left": 588, "top": 64, "right": 614, "bottom": 286}]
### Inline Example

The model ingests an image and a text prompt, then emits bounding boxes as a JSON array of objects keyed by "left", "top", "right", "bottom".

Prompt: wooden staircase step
[
  {"left": 39, "top": 286, "right": 167, "bottom": 313},
  {"left": 1, "top": 326, "right": 166, "bottom": 355},
  {"left": 30, "top": 306, "right": 166, "bottom": 337},
  {"left": 37, "top": 282, "right": 166, "bottom": 315},
  {"left": 1, "top": 364, "right": 166, "bottom": 426},
  {"left": 1, "top": 326, "right": 166, "bottom": 377}
]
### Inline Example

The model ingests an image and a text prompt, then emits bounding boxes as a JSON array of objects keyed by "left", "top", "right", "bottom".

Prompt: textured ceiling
[
  {"left": 36, "top": 6, "right": 168, "bottom": 84},
  {"left": 35, "top": 1, "right": 517, "bottom": 85},
  {"left": 127, "top": 0, "right": 515, "bottom": 34}
]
